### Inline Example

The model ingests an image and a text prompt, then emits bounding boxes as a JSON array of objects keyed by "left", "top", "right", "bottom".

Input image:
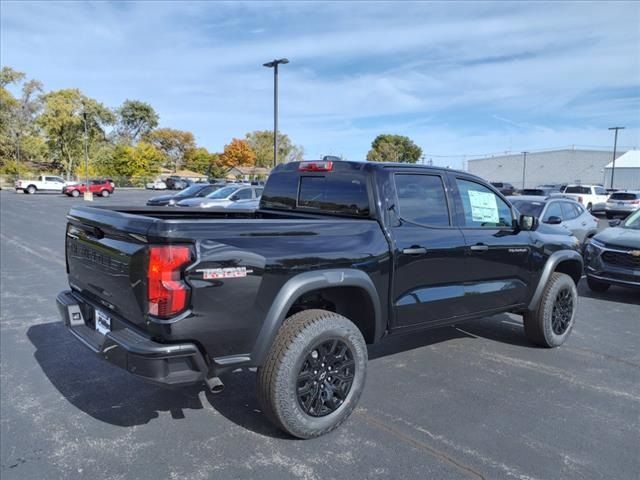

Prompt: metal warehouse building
[
  {"left": 603, "top": 150, "right": 640, "bottom": 190},
  {"left": 467, "top": 149, "right": 630, "bottom": 189}
]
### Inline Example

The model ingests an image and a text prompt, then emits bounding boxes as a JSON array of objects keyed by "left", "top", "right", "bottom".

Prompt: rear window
[
  {"left": 564, "top": 186, "right": 590, "bottom": 194},
  {"left": 511, "top": 200, "right": 544, "bottom": 217},
  {"left": 261, "top": 171, "right": 370, "bottom": 216},
  {"left": 609, "top": 193, "right": 638, "bottom": 201}
]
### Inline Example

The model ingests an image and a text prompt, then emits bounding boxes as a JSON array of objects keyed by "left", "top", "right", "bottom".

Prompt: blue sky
[{"left": 2, "top": 1, "right": 639, "bottom": 167}]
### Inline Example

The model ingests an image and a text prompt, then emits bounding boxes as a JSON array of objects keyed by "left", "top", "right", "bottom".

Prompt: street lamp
[
  {"left": 521, "top": 151, "right": 528, "bottom": 189},
  {"left": 82, "top": 111, "right": 92, "bottom": 201},
  {"left": 608, "top": 126, "right": 625, "bottom": 189},
  {"left": 263, "top": 58, "right": 289, "bottom": 168}
]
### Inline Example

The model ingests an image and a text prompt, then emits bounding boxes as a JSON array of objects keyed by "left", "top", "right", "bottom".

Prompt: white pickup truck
[
  {"left": 559, "top": 185, "right": 609, "bottom": 213},
  {"left": 15, "top": 175, "right": 72, "bottom": 194}
]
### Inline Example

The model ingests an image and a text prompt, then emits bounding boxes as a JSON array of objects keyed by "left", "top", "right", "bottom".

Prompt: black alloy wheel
[
  {"left": 551, "top": 288, "right": 573, "bottom": 335},
  {"left": 296, "top": 339, "right": 355, "bottom": 417}
]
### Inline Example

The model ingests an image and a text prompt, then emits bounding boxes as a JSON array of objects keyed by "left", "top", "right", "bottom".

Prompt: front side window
[
  {"left": 560, "top": 202, "right": 580, "bottom": 220},
  {"left": 456, "top": 179, "right": 512, "bottom": 228},
  {"left": 543, "top": 202, "right": 563, "bottom": 222},
  {"left": 394, "top": 174, "right": 450, "bottom": 226},
  {"left": 234, "top": 188, "right": 252, "bottom": 200}
]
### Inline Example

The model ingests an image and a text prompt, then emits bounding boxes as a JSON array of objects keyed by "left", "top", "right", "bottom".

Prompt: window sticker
[{"left": 468, "top": 190, "right": 499, "bottom": 223}]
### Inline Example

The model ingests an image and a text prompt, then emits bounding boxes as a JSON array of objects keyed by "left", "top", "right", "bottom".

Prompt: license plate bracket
[{"left": 95, "top": 309, "right": 111, "bottom": 336}]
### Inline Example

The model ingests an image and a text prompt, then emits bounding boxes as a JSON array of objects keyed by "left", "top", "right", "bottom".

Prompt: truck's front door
[
  {"left": 390, "top": 171, "right": 469, "bottom": 328},
  {"left": 449, "top": 175, "right": 532, "bottom": 313}
]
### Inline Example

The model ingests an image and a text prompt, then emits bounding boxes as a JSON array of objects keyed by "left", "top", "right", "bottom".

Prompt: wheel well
[
  {"left": 555, "top": 259, "right": 582, "bottom": 285},
  {"left": 27, "top": 184, "right": 37, "bottom": 190},
  {"left": 286, "top": 286, "right": 376, "bottom": 343}
]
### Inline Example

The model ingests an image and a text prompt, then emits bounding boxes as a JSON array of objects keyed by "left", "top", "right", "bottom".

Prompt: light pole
[
  {"left": 521, "top": 151, "right": 528, "bottom": 189},
  {"left": 82, "top": 111, "right": 92, "bottom": 201},
  {"left": 263, "top": 58, "right": 289, "bottom": 168},
  {"left": 608, "top": 126, "right": 625, "bottom": 189}
]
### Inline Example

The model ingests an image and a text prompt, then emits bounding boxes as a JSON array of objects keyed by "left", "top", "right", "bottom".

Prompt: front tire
[
  {"left": 71, "top": 189, "right": 80, "bottom": 197},
  {"left": 257, "top": 309, "right": 367, "bottom": 439},
  {"left": 26, "top": 185, "right": 36, "bottom": 194},
  {"left": 523, "top": 272, "right": 577, "bottom": 348},
  {"left": 587, "top": 277, "right": 610, "bottom": 292},
  {"left": 101, "top": 189, "right": 110, "bottom": 197}
]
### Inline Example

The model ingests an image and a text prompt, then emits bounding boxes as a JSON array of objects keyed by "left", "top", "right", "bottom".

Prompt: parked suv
[
  {"left": 584, "top": 209, "right": 640, "bottom": 291},
  {"left": 63, "top": 179, "right": 115, "bottom": 197},
  {"left": 490, "top": 182, "right": 515, "bottom": 196},
  {"left": 57, "top": 160, "right": 582, "bottom": 438},
  {"left": 605, "top": 191, "right": 640, "bottom": 218},
  {"left": 510, "top": 196, "right": 598, "bottom": 245}
]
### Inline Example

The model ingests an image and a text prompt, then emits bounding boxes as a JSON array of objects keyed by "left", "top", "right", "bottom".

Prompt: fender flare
[
  {"left": 250, "top": 269, "right": 383, "bottom": 365},
  {"left": 528, "top": 250, "right": 583, "bottom": 311}
]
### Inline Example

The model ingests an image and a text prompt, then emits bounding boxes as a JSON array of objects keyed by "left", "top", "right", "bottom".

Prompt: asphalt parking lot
[{"left": 1, "top": 189, "right": 638, "bottom": 480}]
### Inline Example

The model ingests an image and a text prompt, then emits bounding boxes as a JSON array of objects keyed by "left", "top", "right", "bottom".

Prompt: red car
[{"left": 63, "top": 179, "right": 115, "bottom": 197}]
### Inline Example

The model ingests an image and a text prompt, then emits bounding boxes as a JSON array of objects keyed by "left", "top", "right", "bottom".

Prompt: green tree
[
  {"left": 245, "top": 130, "right": 304, "bottom": 167},
  {"left": 145, "top": 128, "right": 195, "bottom": 172},
  {"left": 116, "top": 100, "right": 159, "bottom": 143},
  {"left": 101, "top": 141, "right": 163, "bottom": 179},
  {"left": 38, "top": 89, "right": 115, "bottom": 178},
  {"left": 184, "top": 147, "right": 222, "bottom": 175},
  {"left": 366, "top": 134, "right": 422, "bottom": 163}
]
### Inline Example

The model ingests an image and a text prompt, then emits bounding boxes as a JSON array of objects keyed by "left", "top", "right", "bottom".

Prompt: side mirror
[
  {"left": 608, "top": 219, "right": 621, "bottom": 227},
  {"left": 518, "top": 214, "right": 537, "bottom": 231},
  {"left": 545, "top": 216, "right": 562, "bottom": 225}
]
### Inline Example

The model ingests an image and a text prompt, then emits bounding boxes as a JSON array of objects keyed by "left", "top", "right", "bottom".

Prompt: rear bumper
[{"left": 56, "top": 290, "right": 209, "bottom": 386}]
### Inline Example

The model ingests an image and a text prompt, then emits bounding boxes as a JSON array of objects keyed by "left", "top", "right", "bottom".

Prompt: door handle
[
  {"left": 402, "top": 247, "right": 427, "bottom": 255},
  {"left": 469, "top": 244, "right": 489, "bottom": 252}
]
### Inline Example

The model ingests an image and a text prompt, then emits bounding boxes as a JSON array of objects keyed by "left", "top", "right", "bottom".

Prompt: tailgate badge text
[{"left": 197, "top": 267, "right": 253, "bottom": 279}]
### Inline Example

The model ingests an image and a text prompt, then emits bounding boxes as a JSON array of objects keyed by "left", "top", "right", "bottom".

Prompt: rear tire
[
  {"left": 26, "top": 185, "right": 36, "bottom": 194},
  {"left": 523, "top": 272, "right": 577, "bottom": 348},
  {"left": 586, "top": 203, "right": 593, "bottom": 213},
  {"left": 587, "top": 277, "right": 610, "bottom": 292},
  {"left": 257, "top": 309, "right": 367, "bottom": 439}
]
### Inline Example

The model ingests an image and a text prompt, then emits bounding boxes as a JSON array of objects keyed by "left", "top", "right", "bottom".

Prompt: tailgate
[{"left": 65, "top": 206, "right": 156, "bottom": 328}]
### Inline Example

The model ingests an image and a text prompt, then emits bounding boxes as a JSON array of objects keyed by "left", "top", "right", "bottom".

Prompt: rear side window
[
  {"left": 456, "top": 179, "right": 512, "bottom": 227},
  {"left": 394, "top": 174, "right": 450, "bottom": 226},
  {"left": 255, "top": 187, "right": 264, "bottom": 197},
  {"left": 298, "top": 176, "right": 369, "bottom": 216},
  {"left": 610, "top": 193, "right": 638, "bottom": 201}
]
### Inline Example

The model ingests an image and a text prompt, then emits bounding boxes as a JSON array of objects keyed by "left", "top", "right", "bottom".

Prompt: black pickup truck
[{"left": 57, "top": 160, "right": 583, "bottom": 438}]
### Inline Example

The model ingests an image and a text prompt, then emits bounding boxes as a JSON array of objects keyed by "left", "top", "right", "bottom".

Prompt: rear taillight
[
  {"left": 631, "top": 199, "right": 640, "bottom": 204},
  {"left": 299, "top": 161, "right": 333, "bottom": 172},
  {"left": 147, "top": 245, "right": 192, "bottom": 318},
  {"left": 578, "top": 196, "right": 583, "bottom": 203}
]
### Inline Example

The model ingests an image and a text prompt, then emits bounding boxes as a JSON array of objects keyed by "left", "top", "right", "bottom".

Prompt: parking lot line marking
[
  {"left": 355, "top": 409, "right": 486, "bottom": 480},
  {"left": 0, "top": 233, "right": 66, "bottom": 268},
  {"left": 454, "top": 327, "right": 479, "bottom": 338}
]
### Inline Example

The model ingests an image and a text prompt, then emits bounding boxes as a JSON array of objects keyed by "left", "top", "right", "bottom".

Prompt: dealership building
[{"left": 467, "top": 148, "right": 632, "bottom": 189}]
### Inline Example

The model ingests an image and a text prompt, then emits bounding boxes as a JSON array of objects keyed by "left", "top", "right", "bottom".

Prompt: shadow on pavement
[
  {"left": 577, "top": 280, "right": 640, "bottom": 306},
  {"left": 27, "top": 314, "right": 532, "bottom": 437}
]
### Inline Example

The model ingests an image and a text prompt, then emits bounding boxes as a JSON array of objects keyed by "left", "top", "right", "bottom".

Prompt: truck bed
[{"left": 64, "top": 204, "right": 391, "bottom": 361}]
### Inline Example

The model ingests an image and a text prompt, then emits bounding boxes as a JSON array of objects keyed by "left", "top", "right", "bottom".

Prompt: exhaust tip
[{"left": 205, "top": 376, "right": 225, "bottom": 394}]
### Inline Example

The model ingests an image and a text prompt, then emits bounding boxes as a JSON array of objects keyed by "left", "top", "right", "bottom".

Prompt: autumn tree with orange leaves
[{"left": 218, "top": 138, "right": 256, "bottom": 169}]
